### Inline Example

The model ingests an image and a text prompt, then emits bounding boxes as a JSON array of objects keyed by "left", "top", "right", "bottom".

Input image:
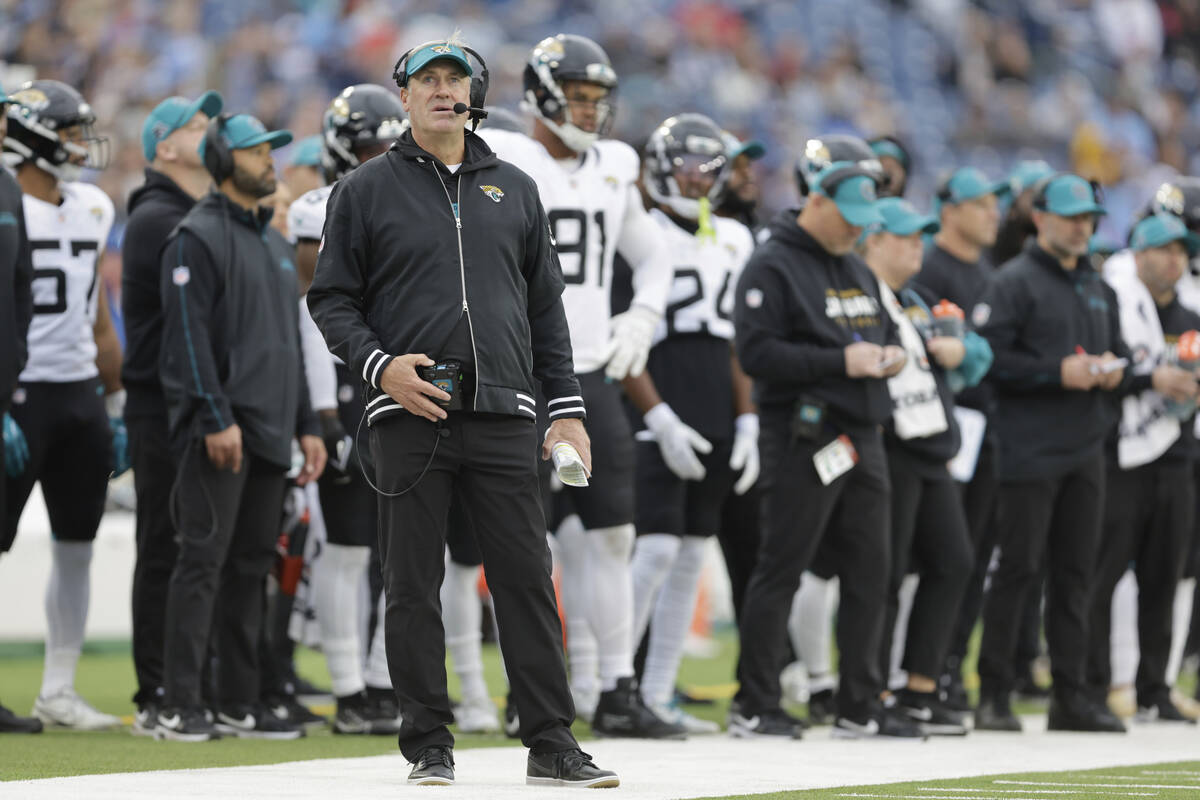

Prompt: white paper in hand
[{"left": 551, "top": 441, "right": 590, "bottom": 487}]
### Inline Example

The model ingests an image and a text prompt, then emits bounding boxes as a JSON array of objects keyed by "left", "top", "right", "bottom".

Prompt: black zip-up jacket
[
  {"left": 976, "top": 242, "right": 1128, "bottom": 480},
  {"left": 0, "top": 168, "right": 33, "bottom": 405},
  {"left": 307, "top": 129, "right": 583, "bottom": 426},
  {"left": 159, "top": 191, "right": 319, "bottom": 468},
  {"left": 121, "top": 168, "right": 197, "bottom": 420},
  {"left": 734, "top": 208, "right": 897, "bottom": 433}
]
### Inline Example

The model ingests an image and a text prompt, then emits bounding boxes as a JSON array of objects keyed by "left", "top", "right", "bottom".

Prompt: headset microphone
[{"left": 452, "top": 102, "right": 489, "bottom": 119}]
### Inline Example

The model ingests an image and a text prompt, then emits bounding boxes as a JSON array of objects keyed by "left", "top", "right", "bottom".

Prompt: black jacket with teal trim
[{"left": 0, "top": 169, "right": 33, "bottom": 404}]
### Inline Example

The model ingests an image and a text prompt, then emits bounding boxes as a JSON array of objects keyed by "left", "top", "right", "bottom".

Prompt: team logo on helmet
[
  {"left": 1155, "top": 183, "right": 1185, "bottom": 216},
  {"left": 329, "top": 96, "right": 351, "bottom": 124},
  {"left": 11, "top": 88, "right": 48, "bottom": 111},
  {"left": 532, "top": 36, "right": 566, "bottom": 64},
  {"left": 479, "top": 184, "right": 504, "bottom": 203},
  {"left": 804, "top": 139, "right": 831, "bottom": 164}
]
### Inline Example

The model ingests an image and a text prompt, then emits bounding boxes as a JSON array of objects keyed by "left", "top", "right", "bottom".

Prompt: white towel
[{"left": 878, "top": 280, "right": 947, "bottom": 440}]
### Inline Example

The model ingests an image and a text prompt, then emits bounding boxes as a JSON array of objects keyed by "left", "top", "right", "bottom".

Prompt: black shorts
[
  {"left": 3, "top": 379, "right": 110, "bottom": 551},
  {"left": 320, "top": 363, "right": 378, "bottom": 548},
  {"left": 538, "top": 369, "right": 634, "bottom": 531},
  {"left": 634, "top": 439, "right": 734, "bottom": 537}
]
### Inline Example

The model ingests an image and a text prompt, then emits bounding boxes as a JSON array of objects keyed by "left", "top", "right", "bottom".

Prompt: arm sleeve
[
  {"left": 12, "top": 195, "right": 33, "bottom": 377},
  {"left": 953, "top": 331, "right": 994, "bottom": 389},
  {"left": 976, "top": 276, "right": 1064, "bottom": 391},
  {"left": 525, "top": 198, "right": 585, "bottom": 419},
  {"left": 306, "top": 180, "right": 395, "bottom": 391},
  {"left": 734, "top": 258, "right": 846, "bottom": 383},
  {"left": 617, "top": 186, "right": 672, "bottom": 316},
  {"left": 159, "top": 230, "right": 234, "bottom": 434}
]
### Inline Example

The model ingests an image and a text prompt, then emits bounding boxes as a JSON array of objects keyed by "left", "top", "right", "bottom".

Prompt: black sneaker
[
  {"left": 366, "top": 685, "right": 400, "bottom": 720},
  {"left": 807, "top": 688, "right": 836, "bottom": 725},
  {"left": 896, "top": 689, "right": 968, "bottom": 736},
  {"left": 1136, "top": 696, "right": 1197, "bottom": 724},
  {"left": 155, "top": 706, "right": 218, "bottom": 742},
  {"left": 131, "top": 702, "right": 159, "bottom": 738},
  {"left": 940, "top": 663, "right": 971, "bottom": 712},
  {"left": 834, "top": 704, "right": 926, "bottom": 740},
  {"left": 728, "top": 709, "right": 804, "bottom": 739},
  {"left": 215, "top": 705, "right": 305, "bottom": 739},
  {"left": 527, "top": 748, "right": 619, "bottom": 788},
  {"left": 1047, "top": 692, "right": 1125, "bottom": 733},
  {"left": 1014, "top": 665, "right": 1051, "bottom": 701},
  {"left": 334, "top": 691, "right": 402, "bottom": 735},
  {"left": 591, "top": 677, "right": 687, "bottom": 740},
  {"left": 408, "top": 745, "right": 454, "bottom": 785},
  {"left": 0, "top": 701, "right": 43, "bottom": 734},
  {"left": 503, "top": 692, "right": 521, "bottom": 739},
  {"left": 264, "top": 693, "right": 327, "bottom": 729},
  {"left": 974, "top": 692, "right": 1022, "bottom": 732}
]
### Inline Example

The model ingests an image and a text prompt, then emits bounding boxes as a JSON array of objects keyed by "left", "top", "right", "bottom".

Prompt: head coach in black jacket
[
  {"left": 155, "top": 112, "right": 326, "bottom": 742},
  {"left": 731, "top": 155, "right": 911, "bottom": 740},
  {"left": 972, "top": 173, "right": 1129, "bottom": 734},
  {"left": 306, "top": 38, "right": 616, "bottom": 788}
]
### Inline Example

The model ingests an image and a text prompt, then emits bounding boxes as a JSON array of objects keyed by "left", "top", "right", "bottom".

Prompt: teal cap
[
  {"left": 142, "top": 91, "right": 224, "bottom": 162},
  {"left": 0, "top": 82, "right": 8, "bottom": 104},
  {"left": 939, "top": 167, "right": 1009, "bottom": 206},
  {"left": 874, "top": 197, "right": 940, "bottom": 236},
  {"left": 870, "top": 137, "right": 910, "bottom": 169},
  {"left": 198, "top": 113, "right": 292, "bottom": 163},
  {"left": 1008, "top": 159, "right": 1055, "bottom": 197},
  {"left": 1129, "top": 213, "right": 1200, "bottom": 256},
  {"left": 289, "top": 135, "right": 323, "bottom": 167},
  {"left": 1037, "top": 174, "right": 1106, "bottom": 217},
  {"left": 814, "top": 161, "right": 885, "bottom": 228},
  {"left": 402, "top": 41, "right": 473, "bottom": 85},
  {"left": 722, "top": 131, "right": 765, "bottom": 161}
]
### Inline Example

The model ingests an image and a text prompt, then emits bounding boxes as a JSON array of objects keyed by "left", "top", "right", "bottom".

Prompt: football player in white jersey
[
  {"left": 625, "top": 114, "right": 758, "bottom": 733},
  {"left": 477, "top": 34, "right": 680, "bottom": 738},
  {"left": 289, "top": 83, "right": 408, "bottom": 735},
  {"left": 1, "top": 80, "right": 122, "bottom": 730}
]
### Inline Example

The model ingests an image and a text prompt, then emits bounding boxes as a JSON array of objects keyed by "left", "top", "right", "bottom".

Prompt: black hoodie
[
  {"left": 121, "top": 168, "right": 198, "bottom": 420},
  {"left": 0, "top": 168, "right": 33, "bottom": 405},
  {"left": 734, "top": 208, "right": 897, "bottom": 434},
  {"left": 308, "top": 129, "right": 582, "bottom": 426}
]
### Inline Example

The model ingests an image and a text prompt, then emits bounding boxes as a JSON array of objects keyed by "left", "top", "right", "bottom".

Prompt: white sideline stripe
[
  {"left": 996, "top": 780, "right": 1200, "bottom": 790},
  {"left": 916, "top": 789, "right": 1157, "bottom": 796},
  {"left": 10, "top": 716, "right": 1200, "bottom": 800}
]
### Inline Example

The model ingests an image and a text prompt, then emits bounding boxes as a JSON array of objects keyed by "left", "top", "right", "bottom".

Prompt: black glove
[{"left": 320, "top": 413, "right": 353, "bottom": 485}]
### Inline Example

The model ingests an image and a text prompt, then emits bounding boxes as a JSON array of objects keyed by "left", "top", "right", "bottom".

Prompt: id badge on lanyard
[{"left": 813, "top": 434, "right": 858, "bottom": 486}]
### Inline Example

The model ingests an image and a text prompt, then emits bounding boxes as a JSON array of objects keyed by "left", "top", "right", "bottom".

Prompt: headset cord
[
  {"left": 167, "top": 437, "right": 221, "bottom": 548},
  {"left": 354, "top": 409, "right": 445, "bottom": 497}
]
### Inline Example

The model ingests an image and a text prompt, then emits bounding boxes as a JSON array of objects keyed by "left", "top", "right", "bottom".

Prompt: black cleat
[
  {"left": 408, "top": 745, "right": 454, "bottom": 785},
  {"left": 504, "top": 693, "right": 521, "bottom": 739},
  {"left": 807, "top": 688, "right": 836, "bottom": 725},
  {"left": 1136, "top": 695, "right": 1197, "bottom": 724},
  {"left": 527, "top": 748, "right": 619, "bottom": 788},
  {"left": 727, "top": 709, "right": 804, "bottom": 739},
  {"left": 264, "top": 693, "right": 326, "bottom": 729},
  {"left": 591, "top": 678, "right": 687, "bottom": 740},
  {"left": 334, "top": 691, "right": 402, "bottom": 735},
  {"left": 1047, "top": 692, "right": 1125, "bottom": 733},
  {"left": 896, "top": 689, "right": 968, "bottom": 736},
  {"left": 0, "top": 702, "right": 43, "bottom": 734},
  {"left": 155, "top": 706, "right": 219, "bottom": 742},
  {"left": 974, "top": 693, "right": 1022, "bottom": 732}
]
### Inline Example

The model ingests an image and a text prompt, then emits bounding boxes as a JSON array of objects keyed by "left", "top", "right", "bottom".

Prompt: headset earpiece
[
  {"left": 203, "top": 112, "right": 234, "bottom": 184},
  {"left": 390, "top": 43, "right": 490, "bottom": 112}
]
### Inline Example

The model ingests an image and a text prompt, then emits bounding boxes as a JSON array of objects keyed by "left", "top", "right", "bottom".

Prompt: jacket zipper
[{"left": 432, "top": 163, "right": 481, "bottom": 411}]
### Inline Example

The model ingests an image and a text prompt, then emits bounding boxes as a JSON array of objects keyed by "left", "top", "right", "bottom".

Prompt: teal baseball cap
[
  {"left": 1008, "top": 159, "right": 1055, "bottom": 197},
  {"left": 937, "top": 167, "right": 1009, "bottom": 206},
  {"left": 402, "top": 40, "right": 473, "bottom": 85},
  {"left": 142, "top": 91, "right": 224, "bottom": 162},
  {"left": 0, "top": 82, "right": 8, "bottom": 104},
  {"left": 722, "top": 131, "right": 765, "bottom": 161},
  {"left": 1129, "top": 213, "right": 1200, "bottom": 256},
  {"left": 289, "top": 135, "right": 323, "bottom": 168},
  {"left": 198, "top": 113, "right": 292, "bottom": 163},
  {"left": 874, "top": 197, "right": 940, "bottom": 236},
  {"left": 814, "top": 161, "right": 885, "bottom": 228},
  {"left": 1036, "top": 174, "right": 1106, "bottom": 217}
]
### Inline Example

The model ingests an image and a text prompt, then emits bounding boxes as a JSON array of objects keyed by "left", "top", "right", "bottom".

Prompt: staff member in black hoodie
[
  {"left": 731, "top": 157, "right": 910, "bottom": 740},
  {"left": 307, "top": 38, "right": 617, "bottom": 789},
  {"left": 973, "top": 173, "right": 1128, "bottom": 733},
  {"left": 156, "top": 112, "right": 325, "bottom": 742},
  {"left": 120, "top": 90, "right": 222, "bottom": 734}
]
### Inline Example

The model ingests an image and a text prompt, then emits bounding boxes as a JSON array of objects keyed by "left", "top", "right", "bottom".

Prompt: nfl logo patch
[
  {"left": 745, "top": 288, "right": 764, "bottom": 309},
  {"left": 173, "top": 266, "right": 191, "bottom": 286}
]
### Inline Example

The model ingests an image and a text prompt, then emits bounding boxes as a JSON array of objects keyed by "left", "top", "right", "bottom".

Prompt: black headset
[
  {"left": 935, "top": 172, "right": 957, "bottom": 204},
  {"left": 392, "top": 42, "right": 490, "bottom": 125},
  {"left": 1030, "top": 172, "right": 1104, "bottom": 213},
  {"left": 202, "top": 112, "right": 235, "bottom": 184}
]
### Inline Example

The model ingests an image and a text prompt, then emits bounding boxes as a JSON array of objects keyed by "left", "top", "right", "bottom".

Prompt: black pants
[
  {"left": 717, "top": 485, "right": 763, "bottom": 624},
  {"left": 128, "top": 414, "right": 179, "bottom": 705},
  {"left": 735, "top": 424, "right": 890, "bottom": 719},
  {"left": 978, "top": 453, "right": 1104, "bottom": 698},
  {"left": 370, "top": 412, "right": 576, "bottom": 761},
  {"left": 1086, "top": 458, "right": 1193, "bottom": 704},
  {"left": 163, "top": 445, "right": 286, "bottom": 708},
  {"left": 880, "top": 447, "right": 973, "bottom": 682}
]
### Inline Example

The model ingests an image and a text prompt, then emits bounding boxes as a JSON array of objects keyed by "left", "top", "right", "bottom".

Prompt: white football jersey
[
  {"left": 288, "top": 184, "right": 333, "bottom": 244},
  {"left": 479, "top": 128, "right": 669, "bottom": 374},
  {"left": 20, "top": 181, "right": 115, "bottom": 383},
  {"left": 649, "top": 210, "right": 755, "bottom": 346}
]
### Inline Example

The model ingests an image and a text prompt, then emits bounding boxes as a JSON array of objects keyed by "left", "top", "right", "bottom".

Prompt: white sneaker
[
  {"left": 32, "top": 688, "right": 120, "bottom": 730},
  {"left": 454, "top": 696, "right": 501, "bottom": 734},
  {"left": 647, "top": 700, "right": 720, "bottom": 734}
]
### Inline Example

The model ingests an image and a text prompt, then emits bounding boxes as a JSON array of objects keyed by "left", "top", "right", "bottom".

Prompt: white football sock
[
  {"left": 889, "top": 574, "right": 919, "bottom": 690},
  {"left": 641, "top": 535, "right": 706, "bottom": 706},
  {"left": 1168, "top": 577, "right": 1195, "bottom": 685},
  {"left": 555, "top": 515, "right": 599, "bottom": 698},
  {"left": 790, "top": 572, "right": 838, "bottom": 686},
  {"left": 363, "top": 590, "right": 392, "bottom": 689},
  {"left": 585, "top": 523, "right": 636, "bottom": 691},
  {"left": 630, "top": 533, "right": 680, "bottom": 643},
  {"left": 1110, "top": 570, "right": 1139, "bottom": 688},
  {"left": 41, "top": 540, "right": 92, "bottom": 697},
  {"left": 313, "top": 543, "right": 370, "bottom": 697},
  {"left": 441, "top": 556, "right": 489, "bottom": 704}
]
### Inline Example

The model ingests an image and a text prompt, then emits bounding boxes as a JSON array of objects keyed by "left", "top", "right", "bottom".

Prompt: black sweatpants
[
  {"left": 1086, "top": 457, "right": 1193, "bottom": 704},
  {"left": 370, "top": 412, "right": 576, "bottom": 761},
  {"left": 717, "top": 485, "right": 762, "bottom": 624},
  {"left": 978, "top": 453, "right": 1104, "bottom": 699},
  {"left": 880, "top": 446, "right": 973, "bottom": 682},
  {"left": 735, "top": 424, "right": 890, "bottom": 720},
  {"left": 163, "top": 446, "right": 286, "bottom": 709},
  {"left": 128, "top": 413, "right": 179, "bottom": 705}
]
